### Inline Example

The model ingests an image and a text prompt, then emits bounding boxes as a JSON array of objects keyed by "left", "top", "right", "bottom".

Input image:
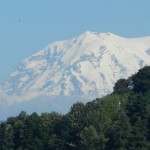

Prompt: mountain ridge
[{"left": 0, "top": 31, "right": 150, "bottom": 104}]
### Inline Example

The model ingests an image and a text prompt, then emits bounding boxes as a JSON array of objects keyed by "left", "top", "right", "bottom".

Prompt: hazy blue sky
[{"left": 0, "top": 0, "right": 150, "bottom": 83}]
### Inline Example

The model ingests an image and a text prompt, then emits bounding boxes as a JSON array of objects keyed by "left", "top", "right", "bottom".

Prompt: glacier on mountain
[{"left": 0, "top": 31, "right": 150, "bottom": 105}]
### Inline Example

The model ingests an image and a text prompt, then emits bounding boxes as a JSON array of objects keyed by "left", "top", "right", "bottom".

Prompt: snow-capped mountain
[{"left": 0, "top": 31, "right": 150, "bottom": 103}]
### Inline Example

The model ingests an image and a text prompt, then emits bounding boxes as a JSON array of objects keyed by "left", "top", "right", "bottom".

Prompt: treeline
[{"left": 0, "top": 66, "right": 150, "bottom": 150}]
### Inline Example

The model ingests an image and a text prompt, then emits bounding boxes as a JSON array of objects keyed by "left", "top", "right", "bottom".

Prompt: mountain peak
[
  {"left": 0, "top": 32, "right": 150, "bottom": 103},
  {"left": 80, "top": 31, "right": 114, "bottom": 37},
  {"left": 77, "top": 31, "right": 122, "bottom": 42},
  {"left": 81, "top": 31, "right": 114, "bottom": 36},
  {"left": 77, "top": 31, "right": 98, "bottom": 41}
]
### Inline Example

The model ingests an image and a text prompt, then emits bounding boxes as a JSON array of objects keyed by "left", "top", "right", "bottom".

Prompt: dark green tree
[
  {"left": 20, "top": 112, "right": 44, "bottom": 150},
  {"left": 106, "top": 110, "right": 131, "bottom": 150},
  {"left": 131, "top": 66, "right": 150, "bottom": 93},
  {"left": 80, "top": 125, "right": 107, "bottom": 150},
  {"left": 113, "top": 78, "right": 129, "bottom": 94},
  {"left": 0, "top": 122, "right": 14, "bottom": 150}
]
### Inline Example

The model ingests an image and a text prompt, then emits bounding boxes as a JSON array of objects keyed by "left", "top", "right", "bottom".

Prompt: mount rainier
[{"left": 0, "top": 31, "right": 150, "bottom": 111}]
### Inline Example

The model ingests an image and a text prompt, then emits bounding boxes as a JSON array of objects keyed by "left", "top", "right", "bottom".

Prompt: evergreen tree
[
  {"left": 0, "top": 122, "right": 14, "bottom": 150},
  {"left": 113, "top": 78, "right": 129, "bottom": 94},
  {"left": 106, "top": 110, "right": 131, "bottom": 150},
  {"left": 131, "top": 66, "right": 150, "bottom": 93},
  {"left": 80, "top": 125, "right": 107, "bottom": 150}
]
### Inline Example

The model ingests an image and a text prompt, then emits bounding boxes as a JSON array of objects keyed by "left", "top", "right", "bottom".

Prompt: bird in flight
[{"left": 18, "top": 19, "right": 24, "bottom": 22}]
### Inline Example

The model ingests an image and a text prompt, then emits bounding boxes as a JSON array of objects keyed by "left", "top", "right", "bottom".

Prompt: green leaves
[
  {"left": 113, "top": 78, "right": 129, "bottom": 94},
  {"left": 131, "top": 66, "right": 150, "bottom": 93},
  {"left": 0, "top": 122, "right": 14, "bottom": 150},
  {"left": 106, "top": 111, "right": 131, "bottom": 150},
  {"left": 80, "top": 125, "right": 107, "bottom": 150}
]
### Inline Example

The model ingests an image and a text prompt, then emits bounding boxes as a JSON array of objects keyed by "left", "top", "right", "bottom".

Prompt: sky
[{"left": 0, "top": 0, "right": 150, "bottom": 84}]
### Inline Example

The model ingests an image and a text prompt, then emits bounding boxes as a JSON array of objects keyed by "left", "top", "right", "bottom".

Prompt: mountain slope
[{"left": 0, "top": 31, "right": 150, "bottom": 103}]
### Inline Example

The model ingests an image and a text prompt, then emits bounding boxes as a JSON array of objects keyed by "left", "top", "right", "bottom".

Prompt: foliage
[{"left": 113, "top": 78, "right": 129, "bottom": 94}]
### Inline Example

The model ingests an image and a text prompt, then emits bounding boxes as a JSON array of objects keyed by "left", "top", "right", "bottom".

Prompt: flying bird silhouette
[{"left": 18, "top": 19, "right": 24, "bottom": 22}]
